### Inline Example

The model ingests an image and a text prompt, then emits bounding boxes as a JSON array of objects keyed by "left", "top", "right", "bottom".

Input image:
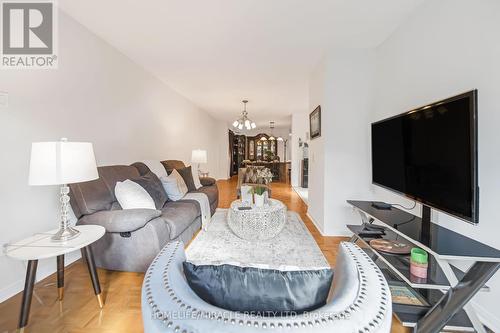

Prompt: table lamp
[
  {"left": 29, "top": 138, "right": 98, "bottom": 241},
  {"left": 191, "top": 149, "right": 207, "bottom": 175}
]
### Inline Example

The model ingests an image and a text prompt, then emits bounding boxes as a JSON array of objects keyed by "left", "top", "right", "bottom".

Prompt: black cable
[{"left": 389, "top": 201, "right": 417, "bottom": 211}]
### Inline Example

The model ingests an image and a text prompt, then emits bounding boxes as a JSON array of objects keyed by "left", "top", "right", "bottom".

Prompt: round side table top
[
  {"left": 229, "top": 198, "right": 285, "bottom": 211},
  {"left": 5, "top": 225, "right": 105, "bottom": 261}
]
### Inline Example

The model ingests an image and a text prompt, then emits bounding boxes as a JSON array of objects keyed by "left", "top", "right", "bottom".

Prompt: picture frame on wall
[{"left": 310, "top": 105, "right": 321, "bottom": 139}]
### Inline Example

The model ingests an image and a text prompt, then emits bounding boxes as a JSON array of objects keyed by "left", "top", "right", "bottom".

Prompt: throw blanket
[{"left": 183, "top": 192, "right": 211, "bottom": 231}]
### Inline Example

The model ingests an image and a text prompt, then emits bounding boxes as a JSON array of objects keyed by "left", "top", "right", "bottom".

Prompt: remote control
[{"left": 371, "top": 201, "right": 392, "bottom": 210}]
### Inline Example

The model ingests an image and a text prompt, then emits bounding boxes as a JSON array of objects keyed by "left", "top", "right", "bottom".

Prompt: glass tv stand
[{"left": 347, "top": 200, "right": 500, "bottom": 333}]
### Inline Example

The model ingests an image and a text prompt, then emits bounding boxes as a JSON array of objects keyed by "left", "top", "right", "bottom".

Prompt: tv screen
[{"left": 371, "top": 90, "right": 478, "bottom": 223}]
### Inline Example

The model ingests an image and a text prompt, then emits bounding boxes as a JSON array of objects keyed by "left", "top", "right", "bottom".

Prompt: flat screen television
[{"left": 371, "top": 90, "right": 478, "bottom": 224}]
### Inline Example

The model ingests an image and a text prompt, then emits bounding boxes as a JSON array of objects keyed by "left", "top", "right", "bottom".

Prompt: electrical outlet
[{"left": 0, "top": 91, "right": 8, "bottom": 107}]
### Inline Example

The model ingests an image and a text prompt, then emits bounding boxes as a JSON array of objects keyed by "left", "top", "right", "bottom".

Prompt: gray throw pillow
[
  {"left": 177, "top": 166, "right": 196, "bottom": 192},
  {"left": 183, "top": 262, "right": 333, "bottom": 315},
  {"left": 133, "top": 172, "right": 168, "bottom": 209}
]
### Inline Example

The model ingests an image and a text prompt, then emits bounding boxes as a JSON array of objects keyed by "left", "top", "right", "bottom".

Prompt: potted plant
[{"left": 252, "top": 185, "right": 268, "bottom": 207}]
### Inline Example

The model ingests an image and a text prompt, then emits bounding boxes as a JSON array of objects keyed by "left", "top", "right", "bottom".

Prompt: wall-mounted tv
[{"left": 371, "top": 90, "right": 478, "bottom": 224}]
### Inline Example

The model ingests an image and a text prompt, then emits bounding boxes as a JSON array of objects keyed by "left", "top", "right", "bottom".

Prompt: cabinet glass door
[
  {"left": 256, "top": 141, "right": 263, "bottom": 160},
  {"left": 249, "top": 140, "right": 255, "bottom": 160}
]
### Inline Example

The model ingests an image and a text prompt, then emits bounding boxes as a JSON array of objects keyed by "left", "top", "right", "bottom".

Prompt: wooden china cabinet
[
  {"left": 246, "top": 133, "right": 277, "bottom": 161},
  {"left": 229, "top": 131, "right": 285, "bottom": 180},
  {"left": 229, "top": 130, "right": 247, "bottom": 176}
]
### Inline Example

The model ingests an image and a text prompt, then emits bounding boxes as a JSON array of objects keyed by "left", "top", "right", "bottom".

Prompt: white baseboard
[
  {"left": 0, "top": 252, "right": 81, "bottom": 303},
  {"left": 306, "top": 212, "right": 325, "bottom": 236}
]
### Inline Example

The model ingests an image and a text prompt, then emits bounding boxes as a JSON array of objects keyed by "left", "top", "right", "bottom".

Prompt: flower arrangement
[{"left": 257, "top": 167, "right": 273, "bottom": 184}]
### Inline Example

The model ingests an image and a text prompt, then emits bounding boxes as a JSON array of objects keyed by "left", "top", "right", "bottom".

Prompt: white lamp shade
[
  {"left": 191, "top": 149, "right": 207, "bottom": 164},
  {"left": 29, "top": 141, "right": 99, "bottom": 185}
]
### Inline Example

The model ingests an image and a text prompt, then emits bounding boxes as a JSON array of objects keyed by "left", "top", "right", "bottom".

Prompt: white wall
[
  {"left": 306, "top": 59, "right": 326, "bottom": 232},
  {"left": 307, "top": 51, "right": 374, "bottom": 235},
  {"left": 0, "top": 12, "right": 228, "bottom": 302},
  {"left": 290, "top": 112, "right": 309, "bottom": 187},
  {"left": 322, "top": 50, "right": 375, "bottom": 236},
  {"left": 307, "top": 0, "right": 500, "bottom": 329},
  {"left": 372, "top": 0, "right": 500, "bottom": 329}
]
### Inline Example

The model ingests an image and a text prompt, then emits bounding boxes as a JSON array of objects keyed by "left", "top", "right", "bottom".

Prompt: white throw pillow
[
  {"left": 140, "top": 160, "right": 168, "bottom": 179},
  {"left": 190, "top": 166, "right": 203, "bottom": 190},
  {"left": 115, "top": 179, "right": 156, "bottom": 210},
  {"left": 160, "top": 169, "right": 188, "bottom": 201}
]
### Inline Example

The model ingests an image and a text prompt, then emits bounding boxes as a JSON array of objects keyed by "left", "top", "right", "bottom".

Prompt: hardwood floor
[{"left": 0, "top": 177, "right": 408, "bottom": 332}]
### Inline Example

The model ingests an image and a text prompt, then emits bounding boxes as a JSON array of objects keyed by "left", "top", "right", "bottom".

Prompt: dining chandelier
[
  {"left": 232, "top": 100, "right": 256, "bottom": 130},
  {"left": 260, "top": 121, "right": 284, "bottom": 141}
]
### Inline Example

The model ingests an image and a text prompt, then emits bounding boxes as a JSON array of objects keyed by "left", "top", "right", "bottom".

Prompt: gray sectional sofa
[{"left": 69, "top": 160, "right": 218, "bottom": 272}]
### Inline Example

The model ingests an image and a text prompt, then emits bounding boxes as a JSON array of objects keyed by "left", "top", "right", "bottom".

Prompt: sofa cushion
[
  {"left": 183, "top": 262, "right": 334, "bottom": 315},
  {"left": 70, "top": 177, "right": 113, "bottom": 217},
  {"left": 160, "top": 169, "right": 188, "bottom": 201},
  {"left": 191, "top": 185, "right": 218, "bottom": 205},
  {"left": 115, "top": 179, "right": 156, "bottom": 210},
  {"left": 161, "top": 160, "right": 186, "bottom": 175},
  {"left": 99, "top": 166, "right": 142, "bottom": 199},
  {"left": 70, "top": 165, "right": 142, "bottom": 218},
  {"left": 161, "top": 200, "right": 201, "bottom": 239},
  {"left": 177, "top": 166, "right": 196, "bottom": 192},
  {"left": 133, "top": 172, "right": 168, "bottom": 209},
  {"left": 133, "top": 161, "right": 170, "bottom": 179},
  {"left": 79, "top": 209, "right": 162, "bottom": 233}
]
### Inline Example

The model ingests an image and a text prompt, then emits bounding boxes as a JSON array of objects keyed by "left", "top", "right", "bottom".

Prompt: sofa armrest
[
  {"left": 200, "top": 177, "right": 216, "bottom": 186},
  {"left": 78, "top": 209, "right": 162, "bottom": 233}
]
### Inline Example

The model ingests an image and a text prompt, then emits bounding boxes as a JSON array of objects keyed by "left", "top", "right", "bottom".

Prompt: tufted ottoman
[{"left": 142, "top": 241, "right": 392, "bottom": 333}]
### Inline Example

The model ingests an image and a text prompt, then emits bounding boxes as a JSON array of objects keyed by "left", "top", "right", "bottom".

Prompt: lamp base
[{"left": 51, "top": 226, "right": 80, "bottom": 242}]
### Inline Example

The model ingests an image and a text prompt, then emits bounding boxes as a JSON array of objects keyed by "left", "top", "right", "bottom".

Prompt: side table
[
  {"left": 5, "top": 225, "right": 105, "bottom": 331},
  {"left": 227, "top": 198, "right": 287, "bottom": 241}
]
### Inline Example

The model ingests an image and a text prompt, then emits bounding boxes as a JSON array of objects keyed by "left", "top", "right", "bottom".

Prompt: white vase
[{"left": 254, "top": 193, "right": 265, "bottom": 207}]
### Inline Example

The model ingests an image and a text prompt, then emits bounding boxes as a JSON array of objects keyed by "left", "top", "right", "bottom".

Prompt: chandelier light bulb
[{"left": 232, "top": 100, "right": 255, "bottom": 132}]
